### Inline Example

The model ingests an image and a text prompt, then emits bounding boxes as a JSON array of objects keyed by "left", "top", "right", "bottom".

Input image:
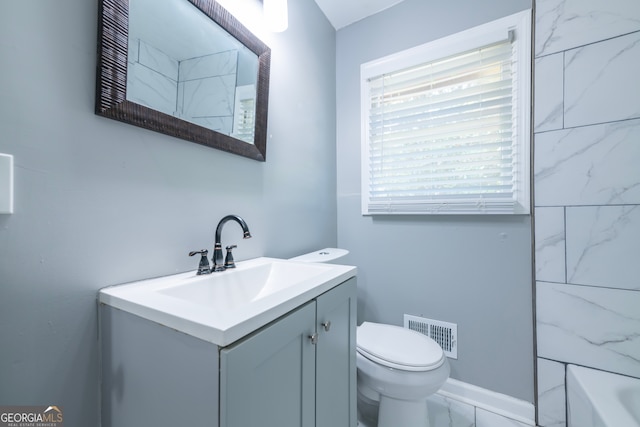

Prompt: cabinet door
[
  {"left": 316, "top": 278, "right": 357, "bottom": 427},
  {"left": 220, "top": 302, "right": 317, "bottom": 427}
]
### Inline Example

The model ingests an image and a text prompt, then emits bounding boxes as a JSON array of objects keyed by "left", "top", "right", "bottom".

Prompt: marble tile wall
[
  {"left": 127, "top": 39, "right": 179, "bottom": 117},
  {"left": 533, "top": 0, "right": 640, "bottom": 426},
  {"left": 536, "top": 359, "right": 565, "bottom": 427},
  {"left": 533, "top": 54, "right": 563, "bottom": 133},
  {"left": 535, "top": 120, "right": 640, "bottom": 207},
  {"left": 138, "top": 41, "right": 179, "bottom": 81},
  {"left": 125, "top": 39, "right": 239, "bottom": 133},
  {"left": 533, "top": 207, "right": 565, "bottom": 283},
  {"left": 537, "top": 281, "right": 640, "bottom": 377},
  {"left": 565, "top": 206, "right": 640, "bottom": 290},
  {"left": 177, "top": 51, "right": 238, "bottom": 134},
  {"left": 563, "top": 32, "right": 640, "bottom": 128},
  {"left": 180, "top": 50, "right": 238, "bottom": 81},
  {"left": 535, "top": 0, "right": 640, "bottom": 56}
]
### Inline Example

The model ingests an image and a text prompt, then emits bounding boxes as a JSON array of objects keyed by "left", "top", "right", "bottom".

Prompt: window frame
[{"left": 360, "top": 10, "right": 532, "bottom": 215}]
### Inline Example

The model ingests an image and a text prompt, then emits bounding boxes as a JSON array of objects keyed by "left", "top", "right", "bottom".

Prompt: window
[{"left": 361, "top": 11, "right": 531, "bottom": 215}]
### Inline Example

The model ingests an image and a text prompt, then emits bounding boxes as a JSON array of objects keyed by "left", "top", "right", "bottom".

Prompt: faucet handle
[
  {"left": 224, "top": 245, "right": 238, "bottom": 269},
  {"left": 189, "top": 250, "right": 211, "bottom": 275}
]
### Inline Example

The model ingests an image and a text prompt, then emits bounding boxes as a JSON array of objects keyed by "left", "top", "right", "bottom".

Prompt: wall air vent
[{"left": 404, "top": 314, "right": 458, "bottom": 359}]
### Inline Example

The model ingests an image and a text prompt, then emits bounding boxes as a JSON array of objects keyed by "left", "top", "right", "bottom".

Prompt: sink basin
[
  {"left": 159, "top": 261, "right": 337, "bottom": 310},
  {"left": 99, "top": 257, "right": 356, "bottom": 346}
]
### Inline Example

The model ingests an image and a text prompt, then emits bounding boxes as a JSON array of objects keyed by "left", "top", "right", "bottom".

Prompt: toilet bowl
[
  {"left": 291, "top": 249, "right": 449, "bottom": 427},
  {"left": 356, "top": 322, "right": 450, "bottom": 427}
]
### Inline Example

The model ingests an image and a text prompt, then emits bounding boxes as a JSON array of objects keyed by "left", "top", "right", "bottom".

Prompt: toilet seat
[{"left": 357, "top": 322, "right": 445, "bottom": 372}]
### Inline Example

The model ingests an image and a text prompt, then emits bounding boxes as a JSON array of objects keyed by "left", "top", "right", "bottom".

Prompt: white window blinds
[{"left": 361, "top": 11, "right": 531, "bottom": 215}]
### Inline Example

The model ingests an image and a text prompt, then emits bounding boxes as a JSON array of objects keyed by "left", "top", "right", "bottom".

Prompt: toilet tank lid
[
  {"left": 288, "top": 248, "right": 348, "bottom": 263},
  {"left": 357, "top": 322, "right": 445, "bottom": 370}
]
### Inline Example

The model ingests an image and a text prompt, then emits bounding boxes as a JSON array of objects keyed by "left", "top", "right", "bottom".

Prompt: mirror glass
[
  {"left": 128, "top": 0, "right": 259, "bottom": 143},
  {"left": 96, "top": 0, "right": 271, "bottom": 161}
]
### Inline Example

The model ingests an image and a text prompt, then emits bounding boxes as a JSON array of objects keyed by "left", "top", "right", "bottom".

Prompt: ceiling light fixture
[{"left": 264, "top": 0, "right": 288, "bottom": 32}]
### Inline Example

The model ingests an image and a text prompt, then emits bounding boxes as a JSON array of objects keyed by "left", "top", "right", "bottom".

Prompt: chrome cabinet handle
[
  {"left": 309, "top": 333, "right": 318, "bottom": 345},
  {"left": 321, "top": 321, "right": 331, "bottom": 332}
]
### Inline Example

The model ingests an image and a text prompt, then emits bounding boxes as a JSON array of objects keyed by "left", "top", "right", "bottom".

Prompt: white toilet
[
  {"left": 291, "top": 249, "right": 450, "bottom": 427},
  {"left": 356, "top": 322, "right": 450, "bottom": 427}
]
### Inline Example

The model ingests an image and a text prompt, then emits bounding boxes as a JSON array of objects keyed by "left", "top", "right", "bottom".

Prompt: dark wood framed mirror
[{"left": 96, "top": 0, "right": 271, "bottom": 161}]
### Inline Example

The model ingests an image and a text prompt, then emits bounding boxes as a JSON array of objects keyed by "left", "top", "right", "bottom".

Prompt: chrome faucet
[{"left": 212, "top": 215, "right": 251, "bottom": 272}]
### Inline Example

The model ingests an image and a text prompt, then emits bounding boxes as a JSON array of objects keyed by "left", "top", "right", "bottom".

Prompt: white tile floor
[{"left": 356, "top": 393, "right": 533, "bottom": 427}]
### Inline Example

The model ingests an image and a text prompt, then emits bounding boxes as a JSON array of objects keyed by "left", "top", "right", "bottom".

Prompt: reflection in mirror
[
  {"left": 96, "top": 0, "right": 271, "bottom": 161},
  {"left": 128, "top": 0, "right": 259, "bottom": 143}
]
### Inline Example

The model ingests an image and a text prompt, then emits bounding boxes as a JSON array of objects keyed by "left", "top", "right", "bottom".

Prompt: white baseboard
[{"left": 437, "top": 378, "right": 536, "bottom": 425}]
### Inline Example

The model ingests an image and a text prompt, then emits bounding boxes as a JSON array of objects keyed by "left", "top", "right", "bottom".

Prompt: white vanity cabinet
[{"left": 100, "top": 277, "right": 357, "bottom": 427}]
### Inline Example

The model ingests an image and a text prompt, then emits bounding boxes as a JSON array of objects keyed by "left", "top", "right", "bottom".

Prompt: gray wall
[
  {"left": 0, "top": 0, "right": 336, "bottom": 425},
  {"left": 336, "top": 0, "right": 535, "bottom": 402},
  {"left": 533, "top": 0, "right": 640, "bottom": 425}
]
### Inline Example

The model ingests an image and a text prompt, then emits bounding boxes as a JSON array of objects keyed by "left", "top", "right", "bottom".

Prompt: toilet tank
[{"left": 288, "top": 248, "right": 349, "bottom": 264}]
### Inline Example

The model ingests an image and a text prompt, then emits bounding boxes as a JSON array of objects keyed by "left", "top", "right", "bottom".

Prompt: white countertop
[{"left": 99, "top": 257, "right": 357, "bottom": 346}]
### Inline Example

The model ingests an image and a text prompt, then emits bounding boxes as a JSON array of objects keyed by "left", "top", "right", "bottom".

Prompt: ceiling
[{"left": 313, "top": 0, "right": 406, "bottom": 29}]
